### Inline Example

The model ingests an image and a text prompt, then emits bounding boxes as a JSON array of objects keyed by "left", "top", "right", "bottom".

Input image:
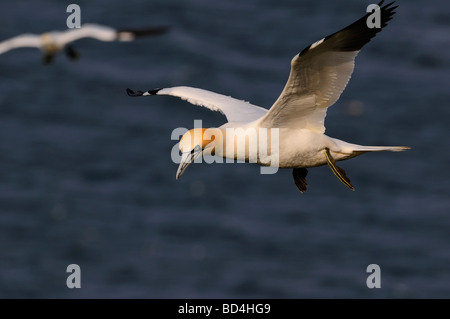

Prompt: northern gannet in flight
[
  {"left": 0, "top": 23, "right": 169, "bottom": 64},
  {"left": 127, "top": 1, "right": 409, "bottom": 193}
]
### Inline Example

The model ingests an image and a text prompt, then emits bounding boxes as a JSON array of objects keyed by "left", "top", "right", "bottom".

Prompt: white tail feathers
[
  {"left": 332, "top": 139, "right": 411, "bottom": 157},
  {"left": 352, "top": 146, "right": 411, "bottom": 152}
]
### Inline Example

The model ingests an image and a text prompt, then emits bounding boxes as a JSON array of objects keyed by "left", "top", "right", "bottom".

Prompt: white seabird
[
  {"left": 0, "top": 23, "right": 169, "bottom": 64},
  {"left": 127, "top": 1, "right": 409, "bottom": 193}
]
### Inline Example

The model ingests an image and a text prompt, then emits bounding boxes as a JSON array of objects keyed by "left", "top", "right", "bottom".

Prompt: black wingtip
[
  {"left": 118, "top": 26, "right": 170, "bottom": 38},
  {"left": 126, "top": 88, "right": 144, "bottom": 97},
  {"left": 299, "top": 0, "right": 398, "bottom": 56},
  {"left": 148, "top": 88, "right": 162, "bottom": 95},
  {"left": 126, "top": 88, "right": 163, "bottom": 96}
]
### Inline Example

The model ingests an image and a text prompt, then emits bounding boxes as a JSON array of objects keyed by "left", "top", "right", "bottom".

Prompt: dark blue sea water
[{"left": 0, "top": 0, "right": 449, "bottom": 298}]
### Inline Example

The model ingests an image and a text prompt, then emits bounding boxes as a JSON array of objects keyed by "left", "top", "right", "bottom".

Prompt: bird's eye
[{"left": 192, "top": 145, "right": 202, "bottom": 153}]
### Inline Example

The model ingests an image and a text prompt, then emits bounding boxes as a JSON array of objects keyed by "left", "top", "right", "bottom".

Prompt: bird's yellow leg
[{"left": 324, "top": 148, "right": 355, "bottom": 190}]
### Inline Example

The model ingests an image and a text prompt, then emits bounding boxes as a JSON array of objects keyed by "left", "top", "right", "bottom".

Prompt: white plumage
[
  {"left": 0, "top": 23, "right": 168, "bottom": 64},
  {"left": 128, "top": 1, "right": 409, "bottom": 193}
]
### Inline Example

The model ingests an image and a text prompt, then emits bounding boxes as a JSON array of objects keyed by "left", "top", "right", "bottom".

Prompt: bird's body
[
  {"left": 191, "top": 126, "right": 352, "bottom": 168},
  {"left": 170, "top": 99, "right": 407, "bottom": 169},
  {"left": 41, "top": 33, "right": 61, "bottom": 54},
  {"left": 127, "top": 1, "right": 409, "bottom": 193},
  {"left": 0, "top": 23, "right": 168, "bottom": 64}
]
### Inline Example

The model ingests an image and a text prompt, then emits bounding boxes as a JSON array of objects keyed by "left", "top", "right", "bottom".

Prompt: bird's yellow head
[
  {"left": 179, "top": 128, "right": 216, "bottom": 153},
  {"left": 176, "top": 128, "right": 219, "bottom": 179}
]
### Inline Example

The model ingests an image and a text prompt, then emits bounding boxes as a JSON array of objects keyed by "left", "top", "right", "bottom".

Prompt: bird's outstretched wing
[
  {"left": 116, "top": 26, "right": 169, "bottom": 41},
  {"left": 127, "top": 86, "right": 268, "bottom": 123},
  {"left": 57, "top": 24, "right": 119, "bottom": 45},
  {"left": 257, "top": 1, "right": 397, "bottom": 133},
  {"left": 57, "top": 23, "right": 169, "bottom": 46},
  {"left": 0, "top": 34, "right": 41, "bottom": 54}
]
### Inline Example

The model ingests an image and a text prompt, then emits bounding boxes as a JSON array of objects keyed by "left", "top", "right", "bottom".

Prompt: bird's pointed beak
[{"left": 176, "top": 146, "right": 203, "bottom": 180}]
